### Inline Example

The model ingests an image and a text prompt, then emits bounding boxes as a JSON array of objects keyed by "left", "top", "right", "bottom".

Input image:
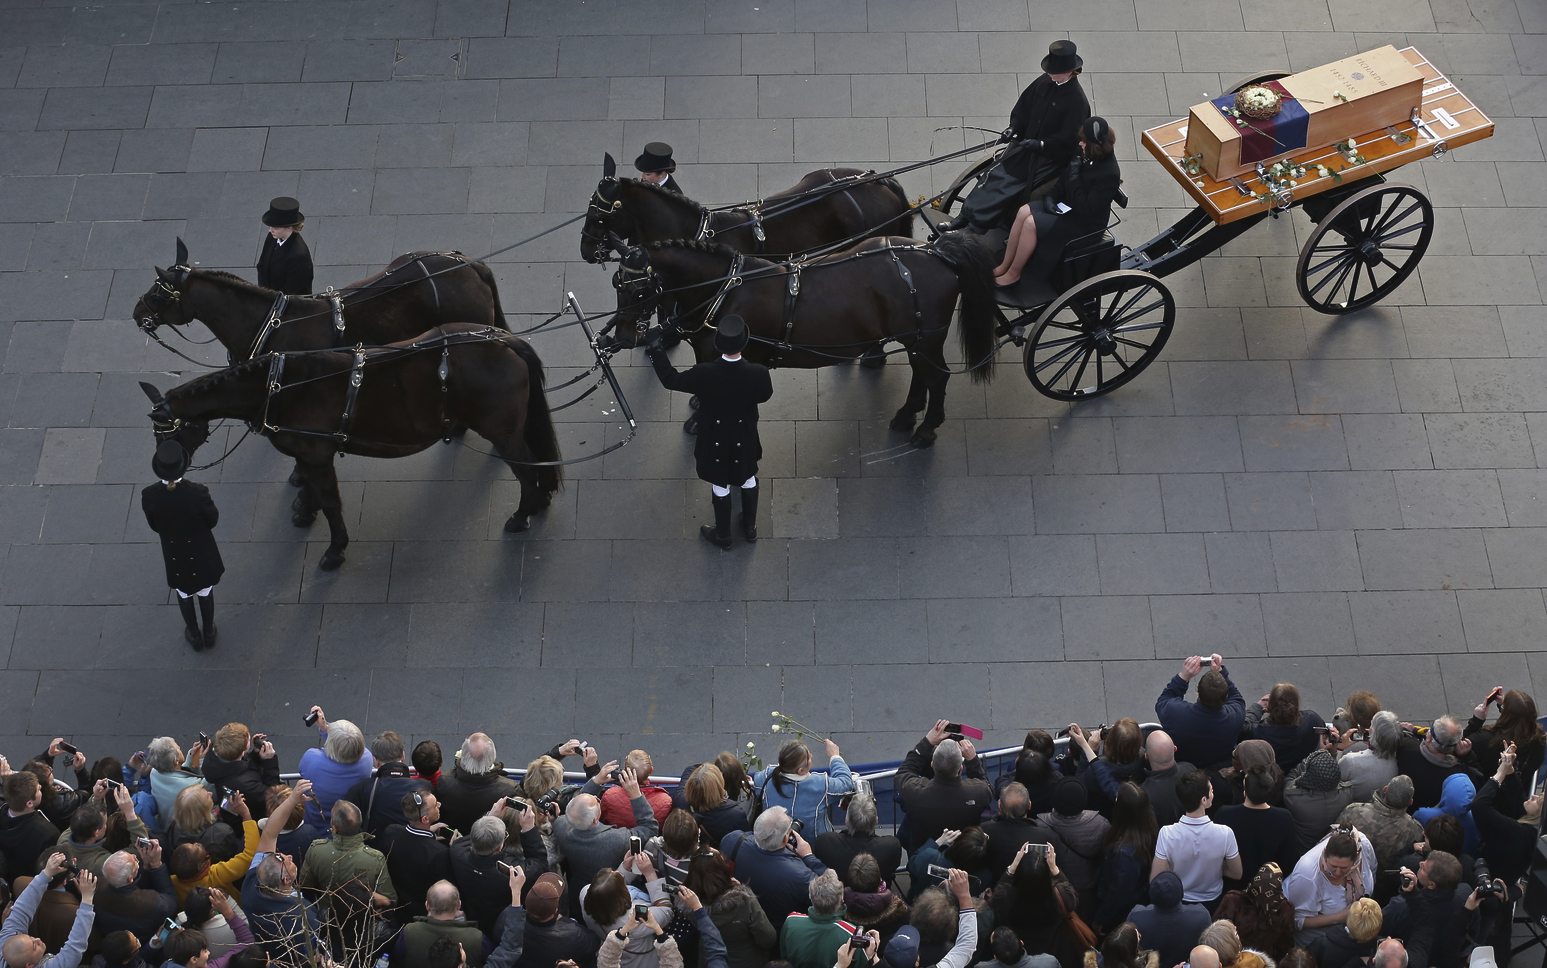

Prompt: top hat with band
[
  {"left": 262, "top": 196, "right": 304, "bottom": 228},
  {"left": 714, "top": 314, "right": 749, "bottom": 356},
  {"left": 1041, "top": 40, "right": 1083, "bottom": 74},
  {"left": 152, "top": 439, "right": 190, "bottom": 481},
  {"left": 634, "top": 142, "right": 677, "bottom": 174}
]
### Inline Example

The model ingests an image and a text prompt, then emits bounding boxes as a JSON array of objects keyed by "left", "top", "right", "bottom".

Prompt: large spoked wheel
[
  {"left": 1024, "top": 270, "right": 1175, "bottom": 400},
  {"left": 1296, "top": 182, "right": 1434, "bottom": 315}
]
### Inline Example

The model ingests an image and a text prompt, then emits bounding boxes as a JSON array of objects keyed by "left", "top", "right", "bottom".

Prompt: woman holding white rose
[{"left": 749, "top": 717, "right": 855, "bottom": 835}]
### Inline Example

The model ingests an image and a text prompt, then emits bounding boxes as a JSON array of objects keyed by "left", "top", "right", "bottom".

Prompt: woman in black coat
[
  {"left": 141, "top": 440, "right": 223, "bottom": 651},
  {"left": 256, "top": 196, "right": 314, "bottom": 295},
  {"left": 993, "top": 116, "right": 1121, "bottom": 288}
]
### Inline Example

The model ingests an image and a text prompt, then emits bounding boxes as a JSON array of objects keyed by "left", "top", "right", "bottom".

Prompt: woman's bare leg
[
  {"left": 996, "top": 214, "right": 1040, "bottom": 287},
  {"left": 995, "top": 205, "right": 1034, "bottom": 276}
]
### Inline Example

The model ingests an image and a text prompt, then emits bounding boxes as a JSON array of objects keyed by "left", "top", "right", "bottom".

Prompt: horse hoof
[
  {"left": 688, "top": 395, "right": 700, "bottom": 411},
  {"left": 503, "top": 514, "right": 531, "bottom": 534},
  {"left": 287, "top": 468, "right": 304, "bottom": 487},
  {"left": 889, "top": 414, "right": 917, "bottom": 433},
  {"left": 292, "top": 512, "right": 317, "bottom": 527},
  {"left": 319, "top": 552, "right": 345, "bottom": 571},
  {"left": 911, "top": 430, "right": 937, "bottom": 448},
  {"left": 683, "top": 414, "right": 699, "bottom": 435}
]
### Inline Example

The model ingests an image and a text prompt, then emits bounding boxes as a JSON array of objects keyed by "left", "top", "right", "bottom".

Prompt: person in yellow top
[{"left": 166, "top": 788, "right": 260, "bottom": 904}]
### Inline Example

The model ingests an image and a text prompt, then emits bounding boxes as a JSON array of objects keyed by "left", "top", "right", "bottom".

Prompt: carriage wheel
[
  {"left": 1295, "top": 182, "right": 1433, "bottom": 315},
  {"left": 1023, "top": 270, "right": 1175, "bottom": 400},
  {"left": 1229, "top": 69, "right": 1291, "bottom": 93}
]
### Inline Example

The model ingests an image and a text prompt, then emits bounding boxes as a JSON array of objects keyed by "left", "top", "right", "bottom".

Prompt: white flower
[
  {"left": 771, "top": 711, "right": 779, "bottom": 716},
  {"left": 1347, "top": 138, "right": 1358, "bottom": 148},
  {"left": 1291, "top": 180, "right": 1298, "bottom": 187},
  {"left": 747, "top": 742, "right": 755, "bottom": 749},
  {"left": 771, "top": 724, "right": 781, "bottom": 732}
]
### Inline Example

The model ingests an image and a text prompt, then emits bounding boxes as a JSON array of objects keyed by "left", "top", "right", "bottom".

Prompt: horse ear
[
  {"left": 175, "top": 237, "right": 189, "bottom": 267},
  {"left": 603, "top": 152, "right": 617, "bottom": 179},
  {"left": 138, "top": 382, "right": 165, "bottom": 405},
  {"left": 606, "top": 230, "right": 627, "bottom": 254},
  {"left": 155, "top": 266, "right": 174, "bottom": 283}
]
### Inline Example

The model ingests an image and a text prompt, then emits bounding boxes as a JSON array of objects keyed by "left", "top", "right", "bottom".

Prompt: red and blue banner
[{"left": 1212, "top": 81, "right": 1311, "bottom": 165}]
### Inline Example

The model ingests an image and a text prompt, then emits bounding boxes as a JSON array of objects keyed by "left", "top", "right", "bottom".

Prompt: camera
[
  {"left": 137, "top": 837, "right": 153, "bottom": 849},
  {"left": 304, "top": 710, "right": 320, "bottom": 727},
  {"left": 662, "top": 883, "right": 681, "bottom": 896},
  {"left": 506, "top": 796, "right": 532, "bottom": 812},
  {"left": 536, "top": 790, "right": 562, "bottom": 814},
  {"left": 58, "top": 742, "right": 79, "bottom": 756},
  {"left": 59, "top": 858, "right": 80, "bottom": 875},
  {"left": 848, "top": 936, "right": 873, "bottom": 951},
  {"left": 1475, "top": 859, "right": 1504, "bottom": 895},
  {"left": 789, "top": 818, "right": 804, "bottom": 834}
]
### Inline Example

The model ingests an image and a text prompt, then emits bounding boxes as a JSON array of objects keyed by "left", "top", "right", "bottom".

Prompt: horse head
[
  {"left": 581, "top": 152, "right": 629, "bottom": 264},
  {"left": 603, "top": 232, "right": 660, "bottom": 349},
  {"left": 139, "top": 381, "right": 211, "bottom": 454},
  {"left": 133, "top": 239, "right": 195, "bottom": 333}
]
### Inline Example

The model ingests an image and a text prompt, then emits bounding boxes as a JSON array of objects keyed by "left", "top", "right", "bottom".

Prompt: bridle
[
  {"left": 609, "top": 255, "right": 664, "bottom": 344},
  {"left": 581, "top": 182, "right": 624, "bottom": 264},
  {"left": 136, "top": 268, "right": 187, "bottom": 336}
]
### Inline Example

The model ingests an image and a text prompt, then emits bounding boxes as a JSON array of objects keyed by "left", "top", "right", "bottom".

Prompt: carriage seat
[{"left": 991, "top": 225, "right": 1122, "bottom": 310}]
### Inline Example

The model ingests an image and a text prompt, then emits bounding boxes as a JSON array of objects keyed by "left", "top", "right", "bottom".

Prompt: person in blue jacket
[
  {"left": 1155, "top": 654, "right": 1246, "bottom": 770},
  {"left": 750, "top": 739, "right": 855, "bottom": 837}
]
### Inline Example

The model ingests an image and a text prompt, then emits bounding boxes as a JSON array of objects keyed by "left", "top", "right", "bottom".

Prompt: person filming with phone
[
  {"left": 895, "top": 721, "right": 993, "bottom": 853},
  {"left": 0, "top": 852, "right": 97, "bottom": 968}
]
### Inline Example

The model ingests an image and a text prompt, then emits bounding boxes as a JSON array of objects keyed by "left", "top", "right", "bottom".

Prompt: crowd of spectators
[{"left": 0, "top": 662, "right": 1540, "bottom": 968}]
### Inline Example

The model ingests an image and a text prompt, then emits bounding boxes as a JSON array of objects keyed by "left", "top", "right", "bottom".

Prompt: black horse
[
  {"left": 580, "top": 153, "right": 914, "bottom": 264},
  {"left": 605, "top": 232, "right": 1001, "bottom": 447},
  {"left": 135, "top": 239, "right": 513, "bottom": 501},
  {"left": 136, "top": 239, "right": 511, "bottom": 360},
  {"left": 140, "top": 325, "right": 561, "bottom": 570}
]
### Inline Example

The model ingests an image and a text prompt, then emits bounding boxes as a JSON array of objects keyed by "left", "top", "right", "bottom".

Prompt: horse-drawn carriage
[{"left": 922, "top": 45, "right": 1493, "bottom": 401}]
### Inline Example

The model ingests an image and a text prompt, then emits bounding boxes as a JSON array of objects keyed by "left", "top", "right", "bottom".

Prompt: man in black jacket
[
  {"left": 201, "top": 724, "right": 281, "bottom": 819},
  {"left": 94, "top": 841, "right": 178, "bottom": 939},
  {"left": 438, "top": 734, "right": 519, "bottom": 835},
  {"left": 380, "top": 791, "right": 456, "bottom": 921},
  {"left": 0, "top": 774, "right": 60, "bottom": 878},
  {"left": 947, "top": 40, "right": 1091, "bottom": 233},
  {"left": 514, "top": 873, "right": 597, "bottom": 968},
  {"left": 141, "top": 440, "right": 223, "bottom": 651},
  {"left": 256, "top": 196, "right": 313, "bottom": 296},
  {"left": 1385, "top": 854, "right": 1472, "bottom": 968},
  {"left": 980, "top": 783, "right": 1067, "bottom": 883},
  {"left": 449, "top": 809, "right": 546, "bottom": 934},
  {"left": 346, "top": 731, "right": 433, "bottom": 837},
  {"left": 895, "top": 720, "right": 993, "bottom": 852},
  {"left": 644, "top": 315, "right": 773, "bottom": 549}
]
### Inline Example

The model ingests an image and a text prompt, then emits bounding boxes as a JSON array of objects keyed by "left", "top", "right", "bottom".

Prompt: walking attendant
[
  {"left": 141, "top": 440, "right": 224, "bottom": 652},
  {"left": 644, "top": 315, "right": 772, "bottom": 549}
]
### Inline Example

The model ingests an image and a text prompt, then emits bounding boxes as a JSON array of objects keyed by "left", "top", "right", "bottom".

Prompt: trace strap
[
  {"left": 336, "top": 345, "right": 367, "bottom": 443},
  {"left": 248, "top": 294, "right": 288, "bottom": 362}
]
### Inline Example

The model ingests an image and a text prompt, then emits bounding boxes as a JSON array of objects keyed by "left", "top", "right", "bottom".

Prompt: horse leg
[
  {"left": 298, "top": 459, "right": 350, "bottom": 570},
  {"left": 290, "top": 476, "right": 320, "bottom": 526},
  {"left": 889, "top": 348, "right": 929, "bottom": 433},
  {"left": 500, "top": 459, "right": 551, "bottom": 534},
  {"left": 912, "top": 364, "right": 950, "bottom": 449},
  {"left": 287, "top": 462, "right": 304, "bottom": 488}
]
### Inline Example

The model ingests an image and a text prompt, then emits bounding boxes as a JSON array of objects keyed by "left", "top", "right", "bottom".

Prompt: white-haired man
[
  {"left": 720, "top": 807, "right": 827, "bottom": 930},
  {"left": 553, "top": 762, "right": 657, "bottom": 910},
  {"left": 437, "top": 733, "right": 519, "bottom": 835},
  {"left": 895, "top": 720, "right": 992, "bottom": 852},
  {"left": 239, "top": 781, "right": 321, "bottom": 951}
]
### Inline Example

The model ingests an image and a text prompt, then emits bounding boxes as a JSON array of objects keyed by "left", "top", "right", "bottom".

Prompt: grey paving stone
[
  {"left": 1007, "top": 534, "right": 1099, "bottom": 598},
  {"left": 1048, "top": 418, "right": 1118, "bottom": 475},
  {"left": 1394, "top": 469, "right": 1509, "bottom": 529},
  {"left": 1457, "top": 588, "right": 1547, "bottom": 653},
  {"left": 1237, "top": 414, "right": 1349, "bottom": 472},
  {"left": 1225, "top": 472, "right": 1317, "bottom": 531},
  {"left": 1350, "top": 590, "right": 1466, "bottom": 655},
  {"left": 1271, "top": 530, "right": 1364, "bottom": 593},
  {"left": 1169, "top": 361, "right": 1298, "bottom": 416},
  {"left": 1058, "top": 595, "right": 1153, "bottom": 660},
  {"left": 1425, "top": 412, "right": 1536, "bottom": 469},
  {"left": 114, "top": 129, "right": 194, "bottom": 174},
  {"left": 1150, "top": 594, "right": 1267, "bottom": 660},
  {"left": 38, "top": 87, "right": 152, "bottom": 132},
  {"left": 1204, "top": 531, "right": 1278, "bottom": 594},
  {"left": 1342, "top": 413, "right": 1433, "bottom": 471},
  {"left": 1033, "top": 474, "right": 1164, "bottom": 534},
  {"left": 1113, "top": 416, "right": 1244, "bottom": 474},
  {"left": 814, "top": 598, "right": 925, "bottom": 664},
  {"left": 1260, "top": 591, "right": 1355, "bottom": 657},
  {"left": 57, "top": 131, "right": 122, "bottom": 176},
  {"left": 788, "top": 538, "right": 898, "bottom": 601},
  {"left": 993, "top": 660, "right": 1106, "bottom": 730},
  {"left": 1357, "top": 528, "right": 1494, "bottom": 593},
  {"left": 1096, "top": 533, "right": 1210, "bottom": 596}
]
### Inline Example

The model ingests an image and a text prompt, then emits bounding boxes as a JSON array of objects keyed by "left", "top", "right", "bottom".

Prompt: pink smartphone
[{"left": 943, "top": 723, "right": 984, "bottom": 740}]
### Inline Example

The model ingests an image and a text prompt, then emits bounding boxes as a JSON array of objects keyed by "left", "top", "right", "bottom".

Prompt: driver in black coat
[
  {"left": 995, "top": 116, "right": 1122, "bottom": 288},
  {"left": 256, "top": 196, "right": 314, "bottom": 296},
  {"left": 644, "top": 315, "right": 773, "bottom": 550},
  {"left": 141, "top": 440, "right": 223, "bottom": 652},
  {"left": 947, "top": 40, "right": 1091, "bottom": 233}
]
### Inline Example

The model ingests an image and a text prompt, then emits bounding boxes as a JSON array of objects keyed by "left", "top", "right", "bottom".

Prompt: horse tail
[
  {"left": 930, "top": 232, "right": 1003, "bottom": 384},
  {"left": 509, "top": 338, "right": 563, "bottom": 493},
  {"left": 875, "top": 175, "right": 915, "bottom": 239},
  {"left": 468, "top": 258, "right": 511, "bottom": 331}
]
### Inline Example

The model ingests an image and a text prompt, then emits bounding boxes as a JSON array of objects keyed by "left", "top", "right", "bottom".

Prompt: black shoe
[
  {"left": 198, "top": 592, "right": 216, "bottom": 650},
  {"left": 702, "top": 494, "right": 734, "bottom": 550},
  {"left": 739, "top": 485, "right": 759, "bottom": 542},
  {"left": 202, "top": 624, "right": 217, "bottom": 650},
  {"left": 185, "top": 625, "right": 204, "bottom": 651}
]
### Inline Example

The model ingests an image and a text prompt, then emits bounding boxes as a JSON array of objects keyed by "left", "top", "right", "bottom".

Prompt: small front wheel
[{"left": 1023, "top": 270, "right": 1175, "bottom": 400}]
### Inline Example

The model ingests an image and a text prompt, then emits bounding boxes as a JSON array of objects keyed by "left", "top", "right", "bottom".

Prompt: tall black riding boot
[
  {"left": 700, "top": 494, "right": 733, "bottom": 550},
  {"left": 177, "top": 596, "right": 203, "bottom": 651},
  {"left": 739, "top": 485, "right": 759, "bottom": 542},
  {"left": 198, "top": 592, "right": 217, "bottom": 650}
]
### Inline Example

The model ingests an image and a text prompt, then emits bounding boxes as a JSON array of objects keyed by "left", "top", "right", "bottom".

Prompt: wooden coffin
[{"left": 1185, "top": 45, "right": 1425, "bottom": 180}]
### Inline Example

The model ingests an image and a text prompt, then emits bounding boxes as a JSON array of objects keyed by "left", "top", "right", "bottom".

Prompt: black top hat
[
  {"left": 634, "top": 142, "right": 676, "bottom": 174},
  {"left": 152, "top": 440, "right": 189, "bottom": 481},
  {"left": 714, "top": 314, "right": 749, "bottom": 356},
  {"left": 262, "top": 196, "right": 304, "bottom": 227},
  {"left": 1041, "top": 40, "right": 1083, "bottom": 74}
]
